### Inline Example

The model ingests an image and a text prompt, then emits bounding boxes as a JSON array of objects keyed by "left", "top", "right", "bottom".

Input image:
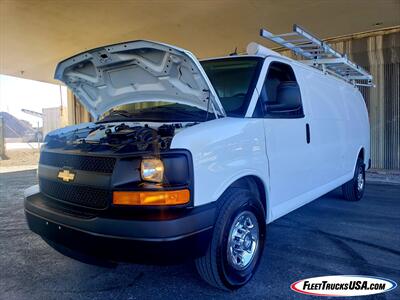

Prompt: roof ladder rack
[{"left": 260, "top": 24, "right": 374, "bottom": 87}]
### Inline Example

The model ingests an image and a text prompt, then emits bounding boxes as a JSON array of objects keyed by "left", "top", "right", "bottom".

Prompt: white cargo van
[{"left": 24, "top": 25, "right": 372, "bottom": 290}]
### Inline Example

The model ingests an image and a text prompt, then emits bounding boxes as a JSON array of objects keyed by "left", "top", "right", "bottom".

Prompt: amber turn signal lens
[{"left": 113, "top": 190, "right": 190, "bottom": 206}]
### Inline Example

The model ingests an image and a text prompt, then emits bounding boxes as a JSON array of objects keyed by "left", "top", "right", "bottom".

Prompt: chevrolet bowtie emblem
[{"left": 57, "top": 169, "right": 75, "bottom": 182}]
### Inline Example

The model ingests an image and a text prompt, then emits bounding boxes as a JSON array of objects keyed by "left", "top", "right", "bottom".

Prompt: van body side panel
[
  {"left": 296, "top": 66, "right": 349, "bottom": 186},
  {"left": 343, "top": 88, "right": 371, "bottom": 172},
  {"left": 265, "top": 62, "right": 370, "bottom": 222}
]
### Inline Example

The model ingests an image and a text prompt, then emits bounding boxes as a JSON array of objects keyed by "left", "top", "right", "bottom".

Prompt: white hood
[{"left": 55, "top": 40, "right": 225, "bottom": 119}]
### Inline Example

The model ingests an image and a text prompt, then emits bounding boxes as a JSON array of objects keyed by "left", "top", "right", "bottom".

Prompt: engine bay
[{"left": 44, "top": 122, "right": 196, "bottom": 153}]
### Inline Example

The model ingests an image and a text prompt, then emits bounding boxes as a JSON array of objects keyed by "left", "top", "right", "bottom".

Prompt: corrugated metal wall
[
  {"left": 67, "top": 90, "right": 92, "bottom": 125},
  {"left": 279, "top": 27, "right": 400, "bottom": 170},
  {"left": 332, "top": 29, "right": 400, "bottom": 170}
]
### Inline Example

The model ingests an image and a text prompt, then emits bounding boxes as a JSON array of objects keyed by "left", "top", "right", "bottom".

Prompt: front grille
[
  {"left": 40, "top": 152, "right": 116, "bottom": 173},
  {"left": 39, "top": 178, "right": 110, "bottom": 209}
]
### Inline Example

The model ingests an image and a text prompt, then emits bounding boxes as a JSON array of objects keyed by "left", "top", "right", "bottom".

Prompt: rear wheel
[
  {"left": 195, "top": 188, "right": 266, "bottom": 290},
  {"left": 342, "top": 157, "right": 365, "bottom": 201}
]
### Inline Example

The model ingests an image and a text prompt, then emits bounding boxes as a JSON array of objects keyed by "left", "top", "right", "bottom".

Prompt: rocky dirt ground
[{"left": 0, "top": 148, "right": 40, "bottom": 173}]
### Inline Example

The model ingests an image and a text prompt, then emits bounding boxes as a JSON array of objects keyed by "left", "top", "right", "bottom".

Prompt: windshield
[
  {"left": 201, "top": 57, "right": 263, "bottom": 117},
  {"left": 98, "top": 101, "right": 213, "bottom": 123}
]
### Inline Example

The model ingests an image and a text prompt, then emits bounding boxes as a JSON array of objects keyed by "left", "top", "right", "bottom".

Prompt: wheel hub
[
  {"left": 243, "top": 233, "right": 252, "bottom": 250},
  {"left": 227, "top": 211, "right": 259, "bottom": 270}
]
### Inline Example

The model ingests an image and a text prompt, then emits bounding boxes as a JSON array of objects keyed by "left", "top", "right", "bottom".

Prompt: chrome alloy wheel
[
  {"left": 357, "top": 167, "right": 364, "bottom": 192},
  {"left": 227, "top": 211, "right": 259, "bottom": 270}
]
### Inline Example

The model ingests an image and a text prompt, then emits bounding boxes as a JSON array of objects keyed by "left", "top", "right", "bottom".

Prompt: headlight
[{"left": 141, "top": 158, "right": 164, "bottom": 183}]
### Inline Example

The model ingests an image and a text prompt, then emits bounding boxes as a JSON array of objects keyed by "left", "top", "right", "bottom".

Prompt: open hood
[{"left": 55, "top": 40, "right": 225, "bottom": 119}]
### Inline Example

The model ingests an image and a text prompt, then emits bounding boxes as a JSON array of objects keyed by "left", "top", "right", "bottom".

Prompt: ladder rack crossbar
[
  {"left": 280, "top": 39, "right": 311, "bottom": 44},
  {"left": 259, "top": 25, "right": 374, "bottom": 87},
  {"left": 292, "top": 44, "right": 323, "bottom": 49},
  {"left": 273, "top": 32, "right": 299, "bottom": 38}
]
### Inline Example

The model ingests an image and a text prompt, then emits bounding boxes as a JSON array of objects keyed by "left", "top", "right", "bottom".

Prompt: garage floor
[{"left": 1, "top": 170, "right": 399, "bottom": 300}]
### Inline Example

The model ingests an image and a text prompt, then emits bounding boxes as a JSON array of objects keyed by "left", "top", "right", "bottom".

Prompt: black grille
[
  {"left": 39, "top": 178, "right": 110, "bottom": 209},
  {"left": 40, "top": 152, "right": 116, "bottom": 173}
]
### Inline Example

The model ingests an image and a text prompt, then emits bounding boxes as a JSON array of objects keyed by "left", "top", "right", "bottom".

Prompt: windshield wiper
[
  {"left": 97, "top": 110, "right": 137, "bottom": 122},
  {"left": 145, "top": 106, "right": 207, "bottom": 118},
  {"left": 97, "top": 106, "right": 210, "bottom": 123},
  {"left": 106, "top": 110, "right": 133, "bottom": 118}
]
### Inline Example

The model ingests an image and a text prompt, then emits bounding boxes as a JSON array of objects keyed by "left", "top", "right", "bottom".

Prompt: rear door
[{"left": 255, "top": 58, "right": 315, "bottom": 219}]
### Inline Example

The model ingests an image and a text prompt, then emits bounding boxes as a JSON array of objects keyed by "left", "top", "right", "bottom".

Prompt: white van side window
[{"left": 254, "top": 62, "right": 304, "bottom": 118}]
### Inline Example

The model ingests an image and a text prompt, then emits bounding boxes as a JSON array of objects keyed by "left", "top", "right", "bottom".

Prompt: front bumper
[{"left": 24, "top": 185, "right": 216, "bottom": 263}]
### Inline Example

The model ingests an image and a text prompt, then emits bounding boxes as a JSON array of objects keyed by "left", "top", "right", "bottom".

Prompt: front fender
[{"left": 171, "top": 117, "right": 269, "bottom": 208}]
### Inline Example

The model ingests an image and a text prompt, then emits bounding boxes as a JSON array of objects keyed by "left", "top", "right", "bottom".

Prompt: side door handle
[{"left": 306, "top": 123, "right": 311, "bottom": 144}]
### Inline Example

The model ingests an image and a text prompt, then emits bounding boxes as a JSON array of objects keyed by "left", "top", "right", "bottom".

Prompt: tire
[
  {"left": 195, "top": 188, "right": 266, "bottom": 290},
  {"left": 342, "top": 157, "right": 365, "bottom": 201}
]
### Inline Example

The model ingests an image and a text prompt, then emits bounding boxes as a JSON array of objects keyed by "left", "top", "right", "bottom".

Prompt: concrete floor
[{"left": 1, "top": 170, "right": 399, "bottom": 300}]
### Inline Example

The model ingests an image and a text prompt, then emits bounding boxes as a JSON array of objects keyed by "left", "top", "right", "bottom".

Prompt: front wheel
[
  {"left": 195, "top": 188, "right": 266, "bottom": 290},
  {"left": 342, "top": 157, "right": 365, "bottom": 201}
]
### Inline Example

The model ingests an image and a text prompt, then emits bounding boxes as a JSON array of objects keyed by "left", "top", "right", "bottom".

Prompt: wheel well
[
  {"left": 228, "top": 176, "right": 267, "bottom": 213},
  {"left": 358, "top": 148, "right": 365, "bottom": 163}
]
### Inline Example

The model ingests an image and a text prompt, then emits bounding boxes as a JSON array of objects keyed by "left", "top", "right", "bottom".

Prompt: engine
[{"left": 44, "top": 122, "right": 194, "bottom": 153}]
